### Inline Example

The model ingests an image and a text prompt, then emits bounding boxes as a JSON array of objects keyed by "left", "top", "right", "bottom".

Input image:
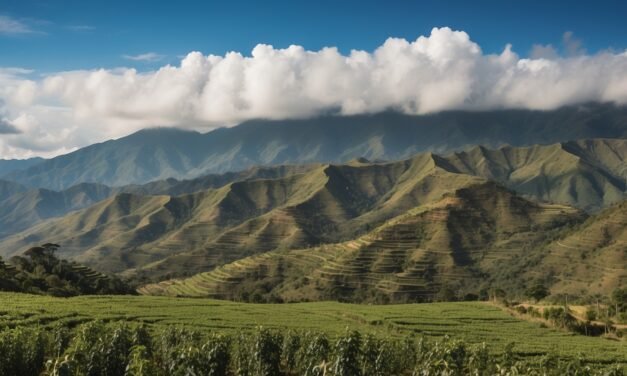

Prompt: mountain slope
[
  {"left": 0, "top": 157, "right": 483, "bottom": 278},
  {"left": 492, "top": 200, "right": 627, "bottom": 296},
  {"left": 0, "top": 157, "right": 44, "bottom": 177},
  {"left": 0, "top": 179, "right": 27, "bottom": 201},
  {"left": 441, "top": 138, "right": 626, "bottom": 212},
  {"left": 140, "top": 182, "right": 586, "bottom": 302},
  {"left": 7, "top": 103, "right": 627, "bottom": 189},
  {"left": 0, "top": 164, "right": 316, "bottom": 240},
  {"left": 2, "top": 138, "right": 620, "bottom": 243},
  {"left": 0, "top": 183, "right": 113, "bottom": 238},
  {"left": 0, "top": 138, "right": 624, "bottom": 283}
]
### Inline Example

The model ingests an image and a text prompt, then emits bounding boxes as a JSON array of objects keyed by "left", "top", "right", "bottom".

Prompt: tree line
[{"left": 0, "top": 243, "right": 134, "bottom": 296}]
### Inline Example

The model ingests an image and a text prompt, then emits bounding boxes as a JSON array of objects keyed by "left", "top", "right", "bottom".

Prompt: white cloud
[
  {"left": 1, "top": 26, "right": 627, "bottom": 158},
  {"left": 123, "top": 52, "right": 165, "bottom": 62},
  {"left": 0, "top": 15, "right": 33, "bottom": 34}
]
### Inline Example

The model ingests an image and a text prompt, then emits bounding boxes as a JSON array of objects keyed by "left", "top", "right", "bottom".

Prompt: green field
[{"left": 0, "top": 292, "right": 624, "bottom": 365}]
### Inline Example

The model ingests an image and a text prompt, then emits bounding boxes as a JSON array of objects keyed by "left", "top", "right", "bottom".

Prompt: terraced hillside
[
  {"left": 141, "top": 182, "right": 587, "bottom": 302},
  {"left": 492, "top": 200, "right": 627, "bottom": 296}
]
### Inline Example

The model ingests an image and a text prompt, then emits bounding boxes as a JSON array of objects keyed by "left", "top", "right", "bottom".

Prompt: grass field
[{"left": 0, "top": 292, "right": 625, "bottom": 365}]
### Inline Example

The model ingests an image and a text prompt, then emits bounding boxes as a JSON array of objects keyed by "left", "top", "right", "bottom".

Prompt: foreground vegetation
[
  {"left": 0, "top": 244, "right": 133, "bottom": 296},
  {"left": 2, "top": 321, "right": 624, "bottom": 376},
  {"left": 1, "top": 293, "right": 625, "bottom": 367}
]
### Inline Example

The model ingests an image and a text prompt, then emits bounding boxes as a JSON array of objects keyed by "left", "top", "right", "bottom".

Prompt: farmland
[{"left": 1, "top": 292, "right": 625, "bottom": 366}]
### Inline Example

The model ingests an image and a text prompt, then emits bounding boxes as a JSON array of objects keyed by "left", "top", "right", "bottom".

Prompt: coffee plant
[{"left": 0, "top": 321, "right": 624, "bottom": 376}]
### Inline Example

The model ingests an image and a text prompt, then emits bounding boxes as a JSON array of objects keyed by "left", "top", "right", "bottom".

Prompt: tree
[
  {"left": 610, "top": 287, "right": 626, "bottom": 316},
  {"left": 24, "top": 243, "right": 60, "bottom": 273},
  {"left": 525, "top": 283, "right": 549, "bottom": 302}
]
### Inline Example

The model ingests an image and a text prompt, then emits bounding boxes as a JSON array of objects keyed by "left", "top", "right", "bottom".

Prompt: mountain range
[
  {"left": 3, "top": 103, "right": 627, "bottom": 190},
  {"left": 0, "top": 138, "right": 623, "bottom": 243},
  {"left": 0, "top": 139, "right": 623, "bottom": 300},
  {"left": 0, "top": 105, "right": 625, "bottom": 302}
]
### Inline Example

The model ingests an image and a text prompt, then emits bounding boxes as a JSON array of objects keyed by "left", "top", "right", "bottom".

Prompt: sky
[{"left": 1, "top": 0, "right": 627, "bottom": 159}]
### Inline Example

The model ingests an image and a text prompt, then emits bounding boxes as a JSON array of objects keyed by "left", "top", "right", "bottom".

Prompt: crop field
[{"left": 1, "top": 292, "right": 625, "bottom": 366}]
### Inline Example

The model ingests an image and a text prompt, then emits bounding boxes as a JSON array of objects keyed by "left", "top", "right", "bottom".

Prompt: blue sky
[
  {"left": 2, "top": 0, "right": 627, "bottom": 72},
  {"left": 1, "top": 0, "right": 627, "bottom": 159}
]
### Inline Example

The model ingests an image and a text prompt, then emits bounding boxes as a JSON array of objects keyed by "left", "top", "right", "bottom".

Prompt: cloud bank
[{"left": 1, "top": 27, "right": 627, "bottom": 158}]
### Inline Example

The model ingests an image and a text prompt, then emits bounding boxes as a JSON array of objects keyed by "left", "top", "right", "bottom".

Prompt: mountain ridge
[
  {"left": 0, "top": 138, "right": 623, "bottom": 290},
  {"left": 5, "top": 103, "right": 627, "bottom": 190}
]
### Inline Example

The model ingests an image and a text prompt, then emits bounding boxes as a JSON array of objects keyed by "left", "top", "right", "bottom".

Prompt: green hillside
[
  {"left": 0, "top": 139, "right": 627, "bottom": 244},
  {"left": 492, "top": 200, "right": 627, "bottom": 296},
  {"left": 0, "top": 183, "right": 113, "bottom": 238},
  {"left": 141, "top": 182, "right": 589, "bottom": 302},
  {"left": 0, "top": 138, "right": 622, "bottom": 244},
  {"left": 0, "top": 155, "right": 484, "bottom": 278},
  {"left": 0, "top": 138, "right": 623, "bottom": 301},
  {"left": 0, "top": 139, "right": 624, "bottom": 288},
  {"left": 0, "top": 164, "right": 315, "bottom": 240},
  {"left": 443, "top": 138, "right": 626, "bottom": 212}
]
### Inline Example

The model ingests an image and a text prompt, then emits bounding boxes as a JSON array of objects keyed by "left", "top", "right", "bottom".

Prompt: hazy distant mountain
[
  {"left": 0, "top": 179, "right": 27, "bottom": 201},
  {"left": 0, "top": 183, "right": 113, "bottom": 239},
  {"left": 0, "top": 157, "right": 44, "bottom": 177},
  {"left": 6, "top": 103, "right": 627, "bottom": 190}
]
